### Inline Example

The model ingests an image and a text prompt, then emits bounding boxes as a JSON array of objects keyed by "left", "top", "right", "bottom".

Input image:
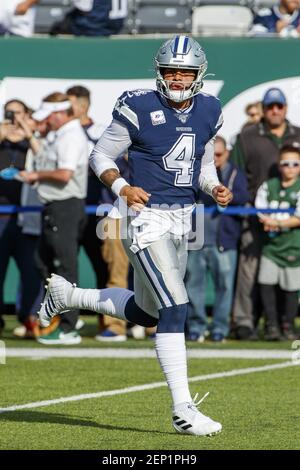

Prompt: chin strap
[{"left": 203, "top": 72, "right": 215, "bottom": 80}]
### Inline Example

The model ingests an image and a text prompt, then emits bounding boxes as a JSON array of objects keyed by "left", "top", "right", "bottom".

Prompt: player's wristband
[
  {"left": 203, "top": 181, "right": 219, "bottom": 197},
  {"left": 111, "top": 177, "right": 129, "bottom": 197}
]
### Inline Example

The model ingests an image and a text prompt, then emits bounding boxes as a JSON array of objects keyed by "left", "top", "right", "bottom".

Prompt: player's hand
[
  {"left": 120, "top": 185, "right": 151, "bottom": 211},
  {"left": 212, "top": 185, "right": 232, "bottom": 207}
]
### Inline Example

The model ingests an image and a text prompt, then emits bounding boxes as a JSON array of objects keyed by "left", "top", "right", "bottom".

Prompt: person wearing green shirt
[{"left": 255, "top": 144, "right": 300, "bottom": 341}]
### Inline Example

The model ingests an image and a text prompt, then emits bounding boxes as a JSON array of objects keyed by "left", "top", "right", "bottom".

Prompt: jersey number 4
[{"left": 163, "top": 134, "right": 195, "bottom": 186}]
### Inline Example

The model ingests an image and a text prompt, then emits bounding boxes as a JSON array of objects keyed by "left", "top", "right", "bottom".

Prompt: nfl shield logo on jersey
[
  {"left": 150, "top": 110, "right": 166, "bottom": 126},
  {"left": 175, "top": 113, "right": 191, "bottom": 124}
]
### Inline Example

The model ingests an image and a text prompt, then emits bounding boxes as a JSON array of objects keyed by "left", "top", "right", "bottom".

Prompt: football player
[{"left": 38, "top": 35, "right": 232, "bottom": 436}]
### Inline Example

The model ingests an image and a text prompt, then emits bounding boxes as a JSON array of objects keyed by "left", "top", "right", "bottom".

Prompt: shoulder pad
[
  {"left": 114, "top": 91, "right": 140, "bottom": 130},
  {"left": 126, "top": 89, "right": 154, "bottom": 98},
  {"left": 198, "top": 91, "right": 221, "bottom": 103}
]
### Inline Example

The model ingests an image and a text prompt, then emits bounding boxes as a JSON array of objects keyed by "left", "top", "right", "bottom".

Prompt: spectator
[
  {"left": 229, "top": 101, "right": 263, "bottom": 150},
  {"left": 0, "top": 99, "right": 42, "bottom": 338},
  {"left": 51, "top": 0, "right": 128, "bottom": 36},
  {"left": 95, "top": 155, "right": 130, "bottom": 342},
  {"left": 250, "top": 0, "right": 300, "bottom": 37},
  {"left": 20, "top": 92, "right": 89, "bottom": 345},
  {"left": 13, "top": 114, "right": 46, "bottom": 338},
  {"left": 185, "top": 136, "right": 249, "bottom": 343},
  {"left": 66, "top": 85, "right": 130, "bottom": 340},
  {"left": 244, "top": 101, "right": 263, "bottom": 127},
  {"left": 66, "top": 85, "right": 108, "bottom": 290},
  {"left": 66, "top": 85, "right": 106, "bottom": 153},
  {"left": 230, "top": 87, "right": 300, "bottom": 339},
  {"left": 255, "top": 144, "right": 300, "bottom": 341},
  {"left": 0, "top": 0, "right": 38, "bottom": 37}
]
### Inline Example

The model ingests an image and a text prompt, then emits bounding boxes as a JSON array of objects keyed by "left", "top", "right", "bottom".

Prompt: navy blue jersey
[
  {"left": 112, "top": 89, "right": 222, "bottom": 206},
  {"left": 252, "top": 6, "right": 300, "bottom": 33},
  {"left": 71, "top": 0, "right": 127, "bottom": 36}
]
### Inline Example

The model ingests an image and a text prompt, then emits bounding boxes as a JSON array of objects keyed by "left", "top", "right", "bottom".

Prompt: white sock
[
  {"left": 155, "top": 332, "right": 192, "bottom": 408},
  {"left": 67, "top": 287, "right": 134, "bottom": 320}
]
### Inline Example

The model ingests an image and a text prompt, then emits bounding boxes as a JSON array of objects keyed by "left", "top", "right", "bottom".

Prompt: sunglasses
[
  {"left": 214, "top": 152, "right": 224, "bottom": 157},
  {"left": 279, "top": 161, "right": 300, "bottom": 168},
  {"left": 265, "top": 103, "right": 284, "bottom": 110}
]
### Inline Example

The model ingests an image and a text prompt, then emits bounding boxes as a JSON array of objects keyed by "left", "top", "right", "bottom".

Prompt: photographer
[{"left": 0, "top": 100, "right": 42, "bottom": 338}]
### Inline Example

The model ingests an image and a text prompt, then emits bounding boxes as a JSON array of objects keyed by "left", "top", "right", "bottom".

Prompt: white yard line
[
  {"left": 0, "top": 360, "right": 298, "bottom": 414},
  {"left": 5, "top": 347, "right": 296, "bottom": 360}
]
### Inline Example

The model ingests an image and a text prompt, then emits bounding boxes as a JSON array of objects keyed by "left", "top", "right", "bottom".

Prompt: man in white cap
[{"left": 20, "top": 92, "right": 89, "bottom": 345}]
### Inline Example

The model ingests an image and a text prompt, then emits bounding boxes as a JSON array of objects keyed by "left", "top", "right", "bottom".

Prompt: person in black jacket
[{"left": 185, "top": 136, "right": 249, "bottom": 343}]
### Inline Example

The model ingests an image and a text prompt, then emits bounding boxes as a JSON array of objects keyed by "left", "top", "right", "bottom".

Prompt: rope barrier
[{"left": 0, "top": 205, "right": 295, "bottom": 216}]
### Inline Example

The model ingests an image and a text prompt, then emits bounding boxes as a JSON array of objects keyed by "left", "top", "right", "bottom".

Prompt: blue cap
[{"left": 262, "top": 88, "right": 287, "bottom": 106}]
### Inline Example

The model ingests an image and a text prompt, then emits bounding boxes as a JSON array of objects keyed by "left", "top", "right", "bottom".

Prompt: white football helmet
[{"left": 155, "top": 35, "right": 208, "bottom": 103}]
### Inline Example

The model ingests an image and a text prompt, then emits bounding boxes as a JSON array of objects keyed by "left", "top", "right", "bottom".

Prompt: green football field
[{"left": 1, "top": 316, "right": 300, "bottom": 450}]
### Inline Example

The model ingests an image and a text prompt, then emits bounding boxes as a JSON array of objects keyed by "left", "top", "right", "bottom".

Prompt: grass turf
[
  {"left": 1, "top": 315, "right": 300, "bottom": 450},
  {"left": 1, "top": 356, "right": 299, "bottom": 450}
]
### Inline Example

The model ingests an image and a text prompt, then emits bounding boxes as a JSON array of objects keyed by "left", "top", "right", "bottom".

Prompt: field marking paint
[
  {"left": 0, "top": 360, "right": 298, "bottom": 413},
  {"left": 5, "top": 348, "right": 295, "bottom": 360}
]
